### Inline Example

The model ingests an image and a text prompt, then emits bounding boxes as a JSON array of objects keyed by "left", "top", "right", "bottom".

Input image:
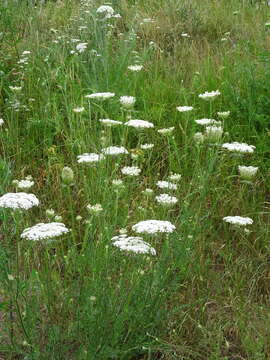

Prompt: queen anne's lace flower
[
  {"left": 195, "top": 119, "right": 221, "bottom": 126},
  {"left": 238, "top": 166, "right": 258, "bottom": 180},
  {"left": 223, "top": 216, "right": 253, "bottom": 226},
  {"left": 73, "top": 107, "right": 85, "bottom": 113},
  {"left": 205, "top": 126, "right": 223, "bottom": 142},
  {"left": 99, "top": 119, "right": 122, "bottom": 126},
  {"left": 21, "top": 222, "right": 70, "bottom": 241},
  {"left": 155, "top": 193, "right": 178, "bottom": 206},
  {"left": 85, "top": 92, "right": 115, "bottom": 100},
  {"left": 157, "top": 127, "right": 175, "bottom": 135},
  {"left": 96, "top": 5, "right": 115, "bottom": 18},
  {"left": 0, "top": 118, "right": 4, "bottom": 126},
  {"left": 13, "top": 179, "right": 34, "bottom": 190},
  {"left": 0, "top": 192, "right": 39, "bottom": 210},
  {"left": 217, "top": 111, "right": 230, "bottom": 118},
  {"left": 176, "top": 106, "right": 194, "bottom": 112},
  {"left": 121, "top": 166, "right": 141, "bottom": 176},
  {"left": 198, "top": 90, "right": 221, "bottom": 100},
  {"left": 125, "top": 119, "right": 154, "bottom": 129},
  {"left": 132, "top": 220, "right": 176, "bottom": 234},
  {"left": 101, "top": 146, "right": 128, "bottom": 156},
  {"left": 76, "top": 43, "right": 87, "bottom": 53},
  {"left": 128, "top": 65, "right": 143, "bottom": 71},
  {"left": 111, "top": 235, "right": 156, "bottom": 255},
  {"left": 168, "top": 173, "right": 182, "bottom": 182},
  {"left": 222, "top": 142, "right": 255, "bottom": 154},
  {"left": 140, "top": 143, "right": 154, "bottom": 150},
  {"left": 77, "top": 153, "right": 105, "bottom": 163},
  {"left": 120, "top": 96, "right": 136, "bottom": 108},
  {"left": 156, "top": 181, "right": 177, "bottom": 191}
]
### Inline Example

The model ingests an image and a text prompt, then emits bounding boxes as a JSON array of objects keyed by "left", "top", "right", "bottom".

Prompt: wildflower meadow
[{"left": 0, "top": 0, "right": 270, "bottom": 359}]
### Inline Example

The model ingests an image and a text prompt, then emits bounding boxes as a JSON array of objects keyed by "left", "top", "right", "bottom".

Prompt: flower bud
[{"left": 61, "top": 166, "right": 74, "bottom": 185}]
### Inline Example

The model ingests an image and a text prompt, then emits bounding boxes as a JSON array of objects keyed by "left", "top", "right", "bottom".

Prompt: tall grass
[{"left": 0, "top": 0, "right": 270, "bottom": 359}]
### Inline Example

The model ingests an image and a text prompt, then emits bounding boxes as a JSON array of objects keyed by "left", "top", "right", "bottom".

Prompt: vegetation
[{"left": 0, "top": 0, "right": 269, "bottom": 358}]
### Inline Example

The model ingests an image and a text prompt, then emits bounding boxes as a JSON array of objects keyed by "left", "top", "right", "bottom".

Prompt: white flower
[
  {"left": 238, "top": 166, "right": 258, "bottom": 180},
  {"left": 120, "top": 96, "right": 136, "bottom": 108},
  {"left": 168, "top": 173, "right": 181, "bottom": 182},
  {"left": 195, "top": 118, "right": 221, "bottom": 126},
  {"left": 140, "top": 143, "right": 154, "bottom": 150},
  {"left": 127, "top": 65, "right": 143, "bottom": 71},
  {"left": 193, "top": 132, "right": 205, "bottom": 143},
  {"left": 155, "top": 193, "right": 178, "bottom": 206},
  {"left": 21, "top": 222, "right": 69, "bottom": 241},
  {"left": 85, "top": 92, "right": 115, "bottom": 100},
  {"left": 77, "top": 153, "right": 105, "bottom": 163},
  {"left": 0, "top": 118, "right": 4, "bottom": 126},
  {"left": 205, "top": 126, "right": 223, "bottom": 142},
  {"left": 142, "top": 188, "right": 154, "bottom": 196},
  {"left": 125, "top": 119, "right": 154, "bottom": 129},
  {"left": 176, "top": 106, "right": 194, "bottom": 112},
  {"left": 99, "top": 119, "right": 122, "bottom": 126},
  {"left": 181, "top": 33, "right": 190, "bottom": 38},
  {"left": 112, "top": 179, "right": 124, "bottom": 188},
  {"left": 156, "top": 181, "right": 177, "bottom": 191},
  {"left": 0, "top": 192, "right": 39, "bottom": 210},
  {"left": 101, "top": 146, "right": 128, "bottom": 156},
  {"left": 111, "top": 235, "right": 156, "bottom": 255},
  {"left": 9, "top": 86, "right": 22, "bottom": 91},
  {"left": 223, "top": 216, "right": 253, "bottom": 226},
  {"left": 13, "top": 179, "right": 34, "bottom": 191},
  {"left": 222, "top": 142, "right": 255, "bottom": 154},
  {"left": 157, "top": 127, "right": 175, "bottom": 135},
  {"left": 96, "top": 5, "right": 114, "bottom": 18},
  {"left": 121, "top": 166, "right": 141, "bottom": 176},
  {"left": 198, "top": 90, "right": 221, "bottom": 101},
  {"left": 132, "top": 220, "right": 176, "bottom": 234},
  {"left": 217, "top": 111, "right": 230, "bottom": 118},
  {"left": 87, "top": 203, "right": 103, "bottom": 214},
  {"left": 76, "top": 42, "right": 88, "bottom": 53},
  {"left": 73, "top": 107, "right": 85, "bottom": 113}
]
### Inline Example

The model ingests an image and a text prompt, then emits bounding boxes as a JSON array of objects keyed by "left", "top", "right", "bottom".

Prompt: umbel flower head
[
  {"left": 12, "top": 178, "right": 34, "bottom": 191},
  {"left": 195, "top": 118, "right": 221, "bottom": 126},
  {"left": 77, "top": 153, "right": 105, "bottom": 164},
  {"left": 101, "top": 146, "right": 128, "bottom": 156},
  {"left": 156, "top": 180, "right": 177, "bottom": 191},
  {"left": 96, "top": 5, "right": 115, "bottom": 19},
  {"left": 198, "top": 90, "right": 221, "bottom": 101},
  {"left": 238, "top": 166, "right": 258, "bottom": 180},
  {"left": 0, "top": 192, "right": 39, "bottom": 210},
  {"left": 155, "top": 193, "right": 178, "bottom": 206},
  {"left": 222, "top": 142, "right": 255, "bottom": 154},
  {"left": 85, "top": 92, "right": 115, "bottom": 100},
  {"left": 111, "top": 235, "right": 156, "bottom": 255},
  {"left": 205, "top": 126, "right": 223, "bottom": 143},
  {"left": 223, "top": 216, "right": 253, "bottom": 226},
  {"left": 128, "top": 65, "right": 143, "bottom": 72},
  {"left": 125, "top": 119, "right": 154, "bottom": 129},
  {"left": 121, "top": 166, "right": 141, "bottom": 176},
  {"left": 120, "top": 96, "right": 136, "bottom": 109},
  {"left": 99, "top": 119, "right": 122, "bottom": 126},
  {"left": 132, "top": 220, "right": 176, "bottom": 234},
  {"left": 176, "top": 106, "right": 194, "bottom": 112},
  {"left": 21, "top": 222, "right": 70, "bottom": 241}
]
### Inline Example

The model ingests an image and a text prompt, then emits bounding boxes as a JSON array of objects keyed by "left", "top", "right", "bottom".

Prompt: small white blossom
[
  {"left": 125, "top": 119, "right": 154, "bottom": 129},
  {"left": 85, "top": 92, "right": 115, "bottom": 100},
  {"left": 198, "top": 90, "right": 221, "bottom": 101},
  {"left": 156, "top": 181, "right": 177, "bottom": 191},
  {"left": 193, "top": 132, "right": 205, "bottom": 143},
  {"left": 238, "top": 166, "right": 258, "bottom": 180},
  {"left": 132, "top": 220, "right": 176, "bottom": 234},
  {"left": 168, "top": 173, "right": 181, "bottom": 182},
  {"left": 195, "top": 118, "right": 221, "bottom": 126},
  {"left": 101, "top": 146, "right": 128, "bottom": 156},
  {"left": 13, "top": 179, "right": 34, "bottom": 191},
  {"left": 155, "top": 193, "right": 178, "bottom": 206},
  {"left": 142, "top": 188, "right": 154, "bottom": 196},
  {"left": 128, "top": 65, "right": 143, "bottom": 72},
  {"left": 176, "top": 106, "right": 194, "bottom": 112},
  {"left": 112, "top": 235, "right": 156, "bottom": 255},
  {"left": 120, "top": 96, "right": 136, "bottom": 108},
  {"left": 112, "top": 179, "right": 124, "bottom": 188},
  {"left": 205, "top": 126, "right": 223, "bottom": 142},
  {"left": 99, "top": 119, "right": 122, "bottom": 126},
  {"left": 73, "top": 107, "right": 85, "bottom": 113},
  {"left": 157, "top": 127, "right": 175, "bottom": 135},
  {"left": 87, "top": 203, "right": 103, "bottom": 214},
  {"left": 0, "top": 193, "right": 39, "bottom": 210},
  {"left": 9, "top": 86, "right": 22, "bottom": 91},
  {"left": 96, "top": 5, "right": 115, "bottom": 19},
  {"left": 222, "top": 142, "right": 255, "bottom": 154},
  {"left": 223, "top": 216, "right": 253, "bottom": 226},
  {"left": 217, "top": 111, "right": 230, "bottom": 118},
  {"left": 76, "top": 42, "right": 88, "bottom": 53},
  {"left": 121, "top": 166, "right": 141, "bottom": 176},
  {"left": 77, "top": 153, "right": 105, "bottom": 164},
  {"left": 140, "top": 143, "right": 154, "bottom": 150},
  {"left": 21, "top": 222, "right": 69, "bottom": 241},
  {"left": 0, "top": 118, "right": 4, "bottom": 126}
]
